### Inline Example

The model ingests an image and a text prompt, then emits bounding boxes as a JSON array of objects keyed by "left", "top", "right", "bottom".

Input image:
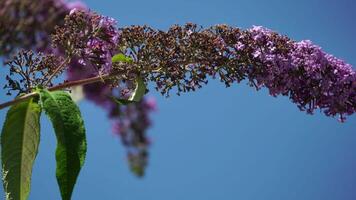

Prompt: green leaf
[
  {"left": 129, "top": 77, "right": 146, "bottom": 102},
  {"left": 1, "top": 97, "right": 41, "bottom": 200},
  {"left": 39, "top": 90, "right": 86, "bottom": 200},
  {"left": 112, "top": 53, "right": 133, "bottom": 63}
]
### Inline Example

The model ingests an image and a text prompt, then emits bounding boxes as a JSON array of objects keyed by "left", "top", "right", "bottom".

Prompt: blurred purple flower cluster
[
  {"left": 112, "top": 97, "right": 157, "bottom": 176},
  {"left": 0, "top": 0, "right": 85, "bottom": 56}
]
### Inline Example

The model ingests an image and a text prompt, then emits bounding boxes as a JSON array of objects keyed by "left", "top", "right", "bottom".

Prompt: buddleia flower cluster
[{"left": 118, "top": 24, "right": 355, "bottom": 121}]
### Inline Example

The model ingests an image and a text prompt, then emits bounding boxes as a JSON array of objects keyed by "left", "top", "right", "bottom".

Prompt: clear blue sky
[{"left": 1, "top": 0, "right": 356, "bottom": 199}]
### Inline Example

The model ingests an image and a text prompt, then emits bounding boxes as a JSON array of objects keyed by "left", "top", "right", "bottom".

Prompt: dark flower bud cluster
[
  {"left": 118, "top": 24, "right": 355, "bottom": 121},
  {"left": 3, "top": 50, "right": 62, "bottom": 95},
  {"left": 0, "top": 0, "right": 85, "bottom": 57},
  {"left": 117, "top": 24, "right": 246, "bottom": 95}
]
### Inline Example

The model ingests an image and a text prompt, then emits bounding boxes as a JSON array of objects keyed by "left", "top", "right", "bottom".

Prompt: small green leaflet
[
  {"left": 39, "top": 90, "right": 87, "bottom": 200},
  {"left": 129, "top": 77, "right": 146, "bottom": 102},
  {"left": 112, "top": 53, "right": 133, "bottom": 63},
  {"left": 111, "top": 53, "right": 146, "bottom": 103},
  {"left": 1, "top": 97, "right": 41, "bottom": 200},
  {"left": 109, "top": 96, "right": 133, "bottom": 105}
]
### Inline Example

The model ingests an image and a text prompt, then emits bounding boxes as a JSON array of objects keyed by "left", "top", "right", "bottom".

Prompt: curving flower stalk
[{"left": 118, "top": 24, "right": 355, "bottom": 121}]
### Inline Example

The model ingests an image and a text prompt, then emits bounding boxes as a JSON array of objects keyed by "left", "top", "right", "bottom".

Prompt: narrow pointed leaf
[
  {"left": 39, "top": 90, "right": 86, "bottom": 200},
  {"left": 129, "top": 77, "right": 146, "bottom": 102},
  {"left": 1, "top": 97, "right": 41, "bottom": 200}
]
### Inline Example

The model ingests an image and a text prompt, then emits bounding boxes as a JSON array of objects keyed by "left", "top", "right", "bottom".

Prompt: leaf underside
[
  {"left": 1, "top": 98, "right": 41, "bottom": 200},
  {"left": 129, "top": 77, "right": 146, "bottom": 102},
  {"left": 40, "top": 90, "right": 86, "bottom": 200}
]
